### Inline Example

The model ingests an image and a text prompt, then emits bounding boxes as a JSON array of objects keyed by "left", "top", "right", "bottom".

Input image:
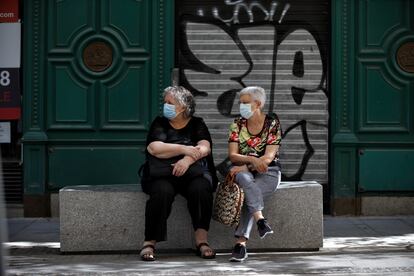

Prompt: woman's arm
[
  {"left": 228, "top": 142, "right": 253, "bottom": 165},
  {"left": 228, "top": 143, "right": 268, "bottom": 173},
  {"left": 171, "top": 140, "right": 210, "bottom": 177},
  {"left": 259, "top": 145, "right": 279, "bottom": 165},
  {"left": 147, "top": 141, "right": 201, "bottom": 160}
]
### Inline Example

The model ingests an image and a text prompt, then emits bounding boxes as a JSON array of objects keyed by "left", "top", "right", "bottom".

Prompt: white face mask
[{"left": 240, "top": 103, "right": 254, "bottom": 119}]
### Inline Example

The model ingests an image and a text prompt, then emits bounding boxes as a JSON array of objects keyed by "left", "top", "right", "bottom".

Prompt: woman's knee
[
  {"left": 256, "top": 168, "right": 281, "bottom": 194},
  {"left": 235, "top": 172, "right": 254, "bottom": 187},
  {"left": 186, "top": 176, "right": 213, "bottom": 196}
]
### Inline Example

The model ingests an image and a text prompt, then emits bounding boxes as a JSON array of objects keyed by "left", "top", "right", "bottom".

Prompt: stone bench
[{"left": 59, "top": 181, "right": 323, "bottom": 252}]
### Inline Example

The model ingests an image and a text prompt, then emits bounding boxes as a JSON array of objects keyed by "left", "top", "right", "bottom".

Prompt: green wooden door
[
  {"left": 23, "top": 0, "right": 174, "bottom": 193},
  {"left": 354, "top": 0, "right": 414, "bottom": 192},
  {"left": 332, "top": 0, "right": 414, "bottom": 213}
]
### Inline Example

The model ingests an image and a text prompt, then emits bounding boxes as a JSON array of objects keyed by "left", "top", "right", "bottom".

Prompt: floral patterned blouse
[{"left": 228, "top": 113, "right": 282, "bottom": 160}]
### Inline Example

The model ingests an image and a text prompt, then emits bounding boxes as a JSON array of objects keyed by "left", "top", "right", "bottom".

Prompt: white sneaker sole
[
  {"left": 260, "top": 230, "right": 274, "bottom": 239},
  {"left": 229, "top": 253, "right": 248, "bottom": 262}
]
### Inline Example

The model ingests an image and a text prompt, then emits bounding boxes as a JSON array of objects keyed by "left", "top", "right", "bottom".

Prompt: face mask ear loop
[
  {"left": 175, "top": 105, "right": 186, "bottom": 118},
  {"left": 254, "top": 100, "right": 261, "bottom": 113}
]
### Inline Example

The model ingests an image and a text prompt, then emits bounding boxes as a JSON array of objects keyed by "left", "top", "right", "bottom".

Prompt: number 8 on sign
[{"left": 1, "top": 71, "right": 11, "bottom": 86}]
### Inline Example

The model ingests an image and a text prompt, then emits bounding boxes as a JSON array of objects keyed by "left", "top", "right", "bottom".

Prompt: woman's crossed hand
[
  {"left": 172, "top": 157, "right": 193, "bottom": 177},
  {"left": 182, "top": 145, "right": 202, "bottom": 160}
]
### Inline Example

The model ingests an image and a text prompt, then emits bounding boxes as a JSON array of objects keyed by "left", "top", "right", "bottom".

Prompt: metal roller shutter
[{"left": 176, "top": 0, "right": 329, "bottom": 200}]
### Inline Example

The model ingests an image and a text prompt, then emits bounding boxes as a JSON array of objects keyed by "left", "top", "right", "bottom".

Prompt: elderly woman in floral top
[{"left": 227, "top": 86, "right": 282, "bottom": 262}]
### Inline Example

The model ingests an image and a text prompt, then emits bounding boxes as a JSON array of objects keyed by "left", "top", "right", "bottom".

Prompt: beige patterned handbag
[{"left": 212, "top": 173, "right": 244, "bottom": 227}]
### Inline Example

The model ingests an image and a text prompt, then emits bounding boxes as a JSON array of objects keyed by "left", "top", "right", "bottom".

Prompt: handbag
[
  {"left": 212, "top": 173, "right": 244, "bottom": 227},
  {"left": 147, "top": 154, "right": 206, "bottom": 178},
  {"left": 138, "top": 154, "right": 206, "bottom": 188}
]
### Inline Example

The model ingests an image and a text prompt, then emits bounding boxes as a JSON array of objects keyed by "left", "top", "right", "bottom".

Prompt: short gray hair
[
  {"left": 240, "top": 86, "right": 266, "bottom": 108},
  {"left": 163, "top": 86, "right": 196, "bottom": 118}
]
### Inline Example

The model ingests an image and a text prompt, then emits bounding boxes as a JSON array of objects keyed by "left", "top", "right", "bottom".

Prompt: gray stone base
[
  {"left": 59, "top": 182, "right": 323, "bottom": 252},
  {"left": 361, "top": 197, "right": 414, "bottom": 216}
]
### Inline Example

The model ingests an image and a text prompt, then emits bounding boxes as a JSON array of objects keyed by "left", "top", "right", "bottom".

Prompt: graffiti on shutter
[{"left": 177, "top": 0, "right": 329, "bottom": 185}]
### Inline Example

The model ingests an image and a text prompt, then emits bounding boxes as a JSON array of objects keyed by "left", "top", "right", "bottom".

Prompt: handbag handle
[{"left": 224, "top": 173, "right": 236, "bottom": 187}]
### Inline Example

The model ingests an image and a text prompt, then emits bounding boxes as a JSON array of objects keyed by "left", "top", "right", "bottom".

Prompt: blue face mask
[
  {"left": 163, "top": 103, "right": 177, "bottom": 120},
  {"left": 240, "top": 103, "right": 254, "bottom": 119}
]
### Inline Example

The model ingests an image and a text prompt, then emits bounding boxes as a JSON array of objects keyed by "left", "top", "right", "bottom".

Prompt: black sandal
[
  {"left": 195, "top": 242, "right": 216, "bottom": 259},
  {"left": 140, "top": 244, "right": 156, "bottom": 262}
]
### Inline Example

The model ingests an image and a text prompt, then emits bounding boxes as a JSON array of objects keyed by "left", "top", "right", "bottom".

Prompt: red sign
[
  {"left": 0, "top": 20, "right": 21, "bottom": 119},
  {"left": 0, "top": 68, "right": 20, "bottom": 120},
  {"left": 0, "top": 0, "right": 19, "bottom": 23}
]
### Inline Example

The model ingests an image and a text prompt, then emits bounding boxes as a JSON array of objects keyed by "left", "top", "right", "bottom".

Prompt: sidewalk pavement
[{"left": 3, "top": 216, "right": 414, "bottom": 275}]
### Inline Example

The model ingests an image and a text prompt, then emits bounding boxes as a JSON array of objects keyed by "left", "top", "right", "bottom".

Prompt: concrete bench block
[{"left": 60, "top": 181, "right": 323, "bottom": 252}]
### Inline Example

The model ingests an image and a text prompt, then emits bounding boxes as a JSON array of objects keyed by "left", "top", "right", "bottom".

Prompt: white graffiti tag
[{"left": 197, "top": 1, "right": 290, "bottom": 24}]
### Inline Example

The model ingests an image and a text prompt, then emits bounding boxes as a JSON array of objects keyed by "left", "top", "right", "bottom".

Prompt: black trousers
[{"left": 144, "top": 174, "right": 214, "bottom": 242}]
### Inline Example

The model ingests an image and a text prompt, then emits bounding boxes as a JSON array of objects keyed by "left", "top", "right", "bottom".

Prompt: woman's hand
[
  {"left": 172, "top": 157, "right": 193, "bottom": 177},
  {"left": 230, "top": 165, "right": 249, "bottom": 176},
  {"left": 250, "top": 157, "right": 268, "bottom": 173},
  {"left": 182, "top": 145, "right": 202, "bottom": 160}
]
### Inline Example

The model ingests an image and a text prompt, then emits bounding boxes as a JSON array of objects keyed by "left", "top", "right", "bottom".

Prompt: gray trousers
[{"left": 234, "top": 166, "right": 281, "bottom": 239}]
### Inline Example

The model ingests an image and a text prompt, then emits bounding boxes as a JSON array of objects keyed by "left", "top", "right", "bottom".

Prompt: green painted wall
[
  {"left": 21, "top": 0, "right": 414, "bottom": 215},
  {"left": 331, "top": 0, "right": 414, "bottom": 214}
]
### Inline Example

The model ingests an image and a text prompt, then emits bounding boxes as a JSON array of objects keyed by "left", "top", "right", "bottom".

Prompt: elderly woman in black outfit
[{"left": 140, "top": 86, "right": 218, "bottom": 261}]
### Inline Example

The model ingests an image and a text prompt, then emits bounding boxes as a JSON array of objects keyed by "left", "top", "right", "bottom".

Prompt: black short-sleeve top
[{"left": 146, "top": 116, "right": 218, "bottom": 189}]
